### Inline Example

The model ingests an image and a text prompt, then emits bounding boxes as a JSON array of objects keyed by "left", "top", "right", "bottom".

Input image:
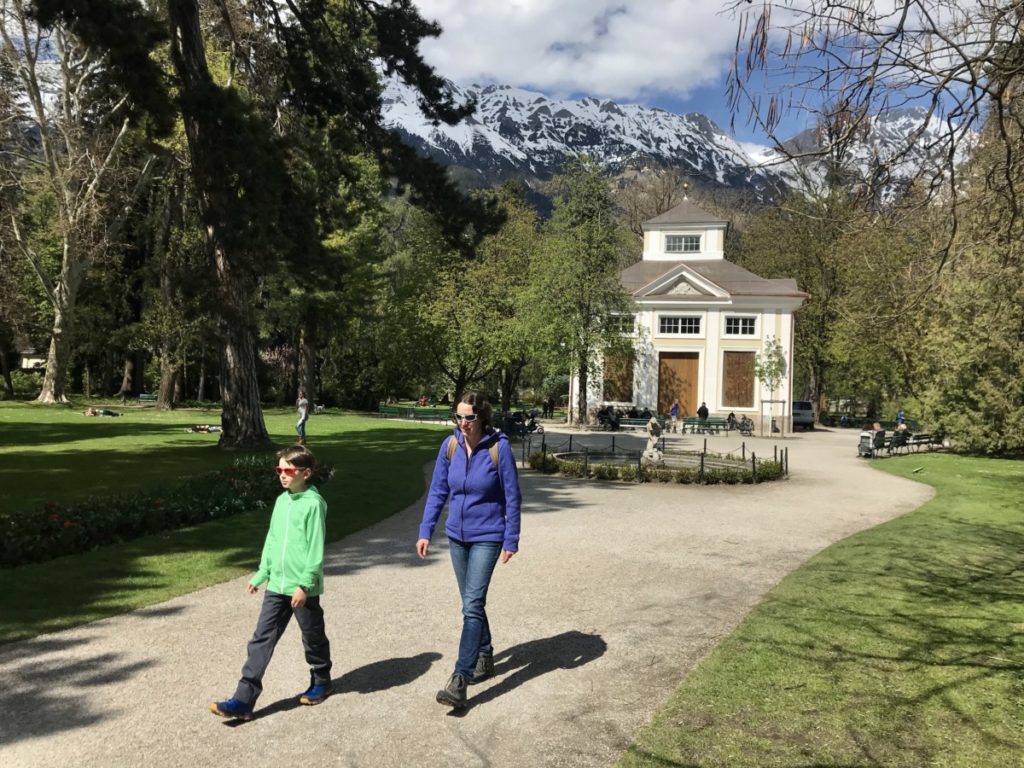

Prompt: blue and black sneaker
[
  {"left": 209, "top": 698, "right": 254, "bottom": 721},
  {"left": 299, "top": 682, "right": 334, "bottom": 705}
]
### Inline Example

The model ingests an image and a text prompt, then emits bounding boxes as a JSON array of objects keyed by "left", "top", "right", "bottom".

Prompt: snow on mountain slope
[{"left": 382, "top": 77, "right": 961, "bottom": 200}]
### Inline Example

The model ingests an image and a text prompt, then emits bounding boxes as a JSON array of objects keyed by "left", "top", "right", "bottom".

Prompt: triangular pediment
[
  {"left": 635, "top": 264, "right": 729, "bottom": 299},
  {"left": 664, "top": 276, "right": 706, "bottom": 296}
]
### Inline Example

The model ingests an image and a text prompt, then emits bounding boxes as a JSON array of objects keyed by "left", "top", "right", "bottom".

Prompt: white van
[{"left": 792, "top": 400, "right": 816, "bottom": 430}]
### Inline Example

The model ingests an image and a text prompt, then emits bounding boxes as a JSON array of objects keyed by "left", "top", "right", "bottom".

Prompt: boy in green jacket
[{"left": 209, "top": 445, "right": 333, "bottom": 721}]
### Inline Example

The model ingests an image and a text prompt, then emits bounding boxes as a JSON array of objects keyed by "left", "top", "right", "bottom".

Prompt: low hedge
[
  {"left": 528, "top": 451, "right": 783, "bottom": 485},
  {"left": 1, "top": 456, "right": 335, "bottom": 568}
]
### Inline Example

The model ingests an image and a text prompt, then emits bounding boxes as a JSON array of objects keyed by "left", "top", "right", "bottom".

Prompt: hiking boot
[
  {"left": 299, "top": 682, "right": 333, "bottom": 705},
  {"left": 435, "top": 672, "right": 467, "bottom": 708},
  {"left": 468, "top": 653, "right": 494, "bottom": 685},
  {"left": 209, "top": 698, "right": 254, "bottom": 721}
]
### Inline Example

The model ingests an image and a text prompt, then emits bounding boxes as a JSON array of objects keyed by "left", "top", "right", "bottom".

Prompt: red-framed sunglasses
[{"left": 275, "top": 466, "right": 306, "bottom": 477}]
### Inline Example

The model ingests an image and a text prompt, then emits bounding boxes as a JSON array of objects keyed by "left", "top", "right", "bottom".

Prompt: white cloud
[{"left": 413, "top": 1, "right": 740, "bottom": 103}]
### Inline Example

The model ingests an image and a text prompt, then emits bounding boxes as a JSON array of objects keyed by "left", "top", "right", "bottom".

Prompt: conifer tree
[{"left": 32, "top": 0, "right": 497, "bottom": 445}]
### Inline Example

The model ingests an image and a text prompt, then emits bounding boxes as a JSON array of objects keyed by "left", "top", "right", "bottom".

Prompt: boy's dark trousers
[{"left": 233, "top": 591, "right": 332, "bottom": 706}]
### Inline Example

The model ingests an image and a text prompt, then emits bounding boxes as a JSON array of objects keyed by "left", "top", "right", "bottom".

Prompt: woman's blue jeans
[{"left": 448, "top": 539, "right": 501, "bottom": 679}]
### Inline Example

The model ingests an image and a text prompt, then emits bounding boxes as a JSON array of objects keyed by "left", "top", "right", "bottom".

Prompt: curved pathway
[{"left": 0, "top": 428, "right": 932, "bottom": 767}]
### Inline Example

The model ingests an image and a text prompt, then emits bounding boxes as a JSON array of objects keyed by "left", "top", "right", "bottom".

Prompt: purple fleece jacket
[{"left": 418, "top": 428, "right": 522, "bottom": 552}]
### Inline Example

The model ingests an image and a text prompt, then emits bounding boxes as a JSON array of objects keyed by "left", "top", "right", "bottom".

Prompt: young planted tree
[{"left": 753, "top": 335, "right": 787, "bottom": 435}]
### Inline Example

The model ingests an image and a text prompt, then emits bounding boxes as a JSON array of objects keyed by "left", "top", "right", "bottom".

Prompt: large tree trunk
[
  {"left": 576, "top": 355, "right": 589, "bottom": 425},
  {"left": 498, "top": 361, "right": 525, "bottom": 414},
  {"left": 217, "top": 307, "right": 268, "bottom": 448},
  {"left": 116, "top": 356, "right": 135, "bottom": 401},
  {"left": 452, "top": 366, "right": 470, "bottom": 406},
  {"left": 299, "top": 319, "right": 317, "bottom": 403},
  {"left": 157, "top": 353, "right": 178, "bottom": 409},
  {"left": 169, "top": 0, "right": 269, "bottom": 448},
  {"left": 0, "top": 348, "right": 14, "bottom": 398},
  {"left": 197, "top": 356, "right": 206, "bottom": 401},
  {"left": 37, "top": 294, "right": 75, "bottom": 403},
  {"left": 173, "top": 367, "right": 184, "bottom": 403}
]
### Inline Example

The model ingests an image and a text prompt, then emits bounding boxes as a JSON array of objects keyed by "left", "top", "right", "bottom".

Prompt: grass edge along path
[
  {"left": 0, "top": 408, "right": 448, "bottom": 645},
  {"left": 617, "top": 452, "right": 1024, "bottom": 768}
]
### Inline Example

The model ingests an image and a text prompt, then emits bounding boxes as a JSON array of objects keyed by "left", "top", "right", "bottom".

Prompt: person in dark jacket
[{"left": 416, "top": 391, "right": 522, "bottom": 709}]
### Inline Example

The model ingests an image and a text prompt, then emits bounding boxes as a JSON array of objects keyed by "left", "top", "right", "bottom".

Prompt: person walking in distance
[
  {"left": 209, "top": 445, "right": 333, "bottom": 721},
  {"left": 669, "top": 398, "right": 680, "bottom": 433},
  {"left": 296, "top": 390, "right": 309, "bottom": 445},
  {"left": 416, "top": 391, "right": 522, "bottom": 709}
]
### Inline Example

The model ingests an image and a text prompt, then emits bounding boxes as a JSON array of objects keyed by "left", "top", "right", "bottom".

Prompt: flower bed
[{"left": 1, "top": 456, "right": 335, "bottom": 568}]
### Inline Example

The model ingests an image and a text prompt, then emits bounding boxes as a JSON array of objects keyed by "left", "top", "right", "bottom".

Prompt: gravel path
[{"left": 0, "top": 428, "right": 933, "bottom": 768}]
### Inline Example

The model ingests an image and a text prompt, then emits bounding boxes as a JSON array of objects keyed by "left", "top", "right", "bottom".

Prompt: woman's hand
[
  {"left": 416, "top": 538, "right": 430, "bottom": 559},
  {"left": 500, "top": 550, "right": 515, "bottom": 564}
]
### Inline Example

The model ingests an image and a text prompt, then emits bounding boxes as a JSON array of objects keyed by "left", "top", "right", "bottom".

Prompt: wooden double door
[{"left": 658, "top": 352, "right": 698, "bottom": 417}]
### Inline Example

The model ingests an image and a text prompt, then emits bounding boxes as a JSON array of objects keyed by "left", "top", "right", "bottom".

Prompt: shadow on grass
[
  {"left": 640, "top": 511, "right": 1024, "bottom": 765},
  {"left": 0, "top": 428, "right": 445, "bottom": 646}
]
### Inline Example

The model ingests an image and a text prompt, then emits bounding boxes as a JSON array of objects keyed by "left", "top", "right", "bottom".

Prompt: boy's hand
[
  {"left": 416, "top": 538, "right": 430, "bottom": 559},
  {"left": 500, "top": 550, "right": 515, "bottom": 564},
  {"left": 247, "top": 583, "right": 258, "bottom": 594},
  {"left": 291, "top": 587, "right": 307, "bottom": 609}
]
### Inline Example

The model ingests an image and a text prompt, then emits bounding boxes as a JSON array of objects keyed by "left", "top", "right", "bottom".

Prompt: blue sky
[{"left": 412, "top": 1, "right": 821, "bottom": 146}]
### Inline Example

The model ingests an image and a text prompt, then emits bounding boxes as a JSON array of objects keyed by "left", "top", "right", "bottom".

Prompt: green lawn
[
  {"left": 0, "top": 402, "right": 449, "bottom": 644},
  {"left": 619, "top": 453, "right": 1024, "bottom": 768}
]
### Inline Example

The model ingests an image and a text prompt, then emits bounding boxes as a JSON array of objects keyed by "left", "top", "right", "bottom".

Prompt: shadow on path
[
  {"left": 0, "top": 641, "right": 155, "bottom": 744},
  {"left": 247, "top": 651, "right": 443, "bottom": 723},
  {"left": 455, "top": 630, "right": 607, "bottom": 715}
]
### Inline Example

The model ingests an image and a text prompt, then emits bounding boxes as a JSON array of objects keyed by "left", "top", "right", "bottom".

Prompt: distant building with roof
[{"left": 572, "top": 199, "right": 808, "bottom": 428}]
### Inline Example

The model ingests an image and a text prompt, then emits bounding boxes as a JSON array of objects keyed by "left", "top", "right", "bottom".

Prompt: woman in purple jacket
[{"left": 416, "top": 391, "right": 522, "bottom": 709}]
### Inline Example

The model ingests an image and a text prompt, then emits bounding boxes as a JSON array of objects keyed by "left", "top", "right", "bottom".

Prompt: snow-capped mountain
[
  {"left": 381, "top": 77, "right": 959, "bottom": 201},
  {"left": 382, "top": 78, "right": 792, "bottom": 197}
]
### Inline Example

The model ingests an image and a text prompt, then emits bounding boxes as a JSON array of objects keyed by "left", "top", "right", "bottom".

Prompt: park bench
[
  {"left": 682, "top": 416, "right": 730, "bottom": 434},
  {"left": 618, "top": 416, "right": 666, "bottom": 431},
  {"left": 887, "top": 431, "right": 910, "bottom": 455},
  {"left": 412, "top": 407, "right": 450, "bottom": 423},
  {"left": 378, "top": 404, "right": 451, "bottom": 422},
  {"left": 907, "top": 433, "right": 940, "bottom": 452},
  {"left": 886, "top": 432, "right": 940, "bottom": 456},
  {"left": 139, "top": 393, "right": 157, "bottom": 402}
]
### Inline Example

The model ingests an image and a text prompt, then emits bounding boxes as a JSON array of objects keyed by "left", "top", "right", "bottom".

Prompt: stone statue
[{"left": 643, "top": 415, "right": 663, "bottom": 464}]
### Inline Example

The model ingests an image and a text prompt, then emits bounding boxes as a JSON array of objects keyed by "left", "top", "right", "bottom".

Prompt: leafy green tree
[
  {"left": 36, "top": 0, "right": 498, "bottom": 446},
  {"left": 917, "top": 126, "right": 1024, "bottom": 452},
  {"left": 1, "top": 2, "right": 156, "bottom": 402},
  {"left": 735, "top": 192, "right": 845, "bottom": 406},
  {"left": 466, "top": 182, "right": 539, "bottom": 412},
  {"left": 530, "top": 158, "right": 633, "bottom": 424}
]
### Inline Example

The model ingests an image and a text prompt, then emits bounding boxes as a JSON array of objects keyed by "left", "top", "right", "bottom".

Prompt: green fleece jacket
[{"left": 249, "top": 486, "right": 327, "bottom": 597}]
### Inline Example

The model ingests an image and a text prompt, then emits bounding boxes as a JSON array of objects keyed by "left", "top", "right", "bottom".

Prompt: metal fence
[{"left": 514, "top": 431, "right": 789, "bottom": 483}]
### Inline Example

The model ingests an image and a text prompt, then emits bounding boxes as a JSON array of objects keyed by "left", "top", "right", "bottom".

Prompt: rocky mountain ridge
[{"left": 382, "top": 77, "right": 957, "bottom": 200}]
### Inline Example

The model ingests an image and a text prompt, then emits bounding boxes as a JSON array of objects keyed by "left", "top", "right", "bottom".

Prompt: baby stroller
[
  {"left": 499, "top": 411, "right": 525, "bottom": 438},
  {"left": 858, "top": 429, "right": 886, "bottom": 458}
]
